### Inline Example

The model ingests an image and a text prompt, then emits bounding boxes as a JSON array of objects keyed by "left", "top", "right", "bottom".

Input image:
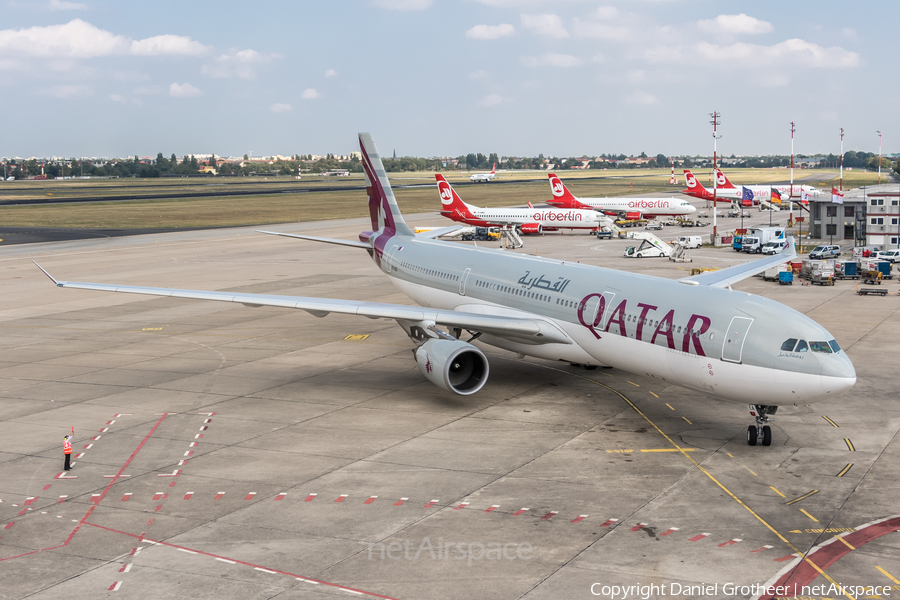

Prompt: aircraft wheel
[
  {"left": 584, "top": 365, "right": 598, "bottom": 370},
  {"left": 762, "top": 426, "right": 772, "bottom": 446},
  {"left": 569, "top": 363, "right": 581, "bottom": 367},
  {"left": 747, "top": 425, "right": 758, "bottom": 446}
]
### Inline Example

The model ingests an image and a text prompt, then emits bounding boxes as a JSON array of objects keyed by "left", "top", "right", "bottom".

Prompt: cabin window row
[
  {"left": 402, "top": 262, "right": 459, "bottom": 282},
  {"left": 475, "top": 280, "right": 556, "bottom": 303}
]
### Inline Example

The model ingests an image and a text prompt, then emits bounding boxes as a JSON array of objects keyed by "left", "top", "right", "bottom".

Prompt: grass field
[{"left": 0, "top": 169, "right": 890, "bottom": 229}]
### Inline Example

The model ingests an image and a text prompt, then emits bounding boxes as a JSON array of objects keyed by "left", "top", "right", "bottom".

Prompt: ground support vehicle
[
  {"left": 778, "top": 271, "right": 793, "bottom": 285},
  {"left": 835, "top": 261, "right": 859, "bottom": 280},
  {"left": 856, "top": 283, "right": 887, "bottom": 296}
]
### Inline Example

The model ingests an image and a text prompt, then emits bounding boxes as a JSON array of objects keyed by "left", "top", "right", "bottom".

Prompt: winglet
[{"left": 32, "top": 260, "right": 61, "bottom": 286}]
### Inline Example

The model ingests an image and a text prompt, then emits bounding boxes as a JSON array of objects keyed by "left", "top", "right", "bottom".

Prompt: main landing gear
[{"left": 747, "top": 404, "right": 776, "bottom": 446}]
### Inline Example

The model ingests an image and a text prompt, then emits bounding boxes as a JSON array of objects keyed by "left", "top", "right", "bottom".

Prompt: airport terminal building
[{"left": 807, "top": 184, "right": 900, "bottom": 249}]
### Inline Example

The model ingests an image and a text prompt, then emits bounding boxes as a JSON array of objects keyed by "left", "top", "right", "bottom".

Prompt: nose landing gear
[{"left": 747, "top": 404, "right": 776, "bottom": 446}]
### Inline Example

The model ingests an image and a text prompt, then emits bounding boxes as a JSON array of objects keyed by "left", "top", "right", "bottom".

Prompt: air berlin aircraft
[
  {"left": 715, "top": 169, "right": 820, "bottom": 200},
  {"left": 437, "top": 174, "right": 600, "bottom": 233},
  {"left": 682, "top": 169, "right": 742, "bottom": 203},
  {"left": 36, "top": 133, "right": 855, "bottom": 447},
  {"left": 545, "top": 173, "right": 696, "bottom": 220}
]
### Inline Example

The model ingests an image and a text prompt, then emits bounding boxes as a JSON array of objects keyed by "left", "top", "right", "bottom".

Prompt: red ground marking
[
  {"left": 274, "top": 493, "right": 287, "bottom": 501},
  {"left": 24, "top": 497, "right": 37, "bottom": 506},
  {"left": 184, "top": 451, "right": 193, "bottom": 456},
  {"left": 750, "top": 545, "right": 773, "bottom": 553},
  {"left": 214, "top": 492, "right": 225, "bottom": 500},
  {"left": 146, "top": 518, "right": 154, "bottom": 526},
  {"left": 195, "top": 434, "right": 203, "bottom": 439},
  {"left": 204, "top": 419, "right": 212, "bottom": 424},
  {"left": 773, "top": 554, "right": 796, "bottom": 562},
  {"left": 113, "top": 413, "right": 132, "bottom": 417},
  {"left": 83, "top": 522, "right": 402, "bottom": 600},
  {"left": 688, "top": 533, "right": 710, "bottom": 542},
  {"left": 393, "top": 498, "right": 407, "bottom": 506},
  {"left": 484, "top": 505, "right": 500, "bottom": 513},
  {"left": 4, "top": 522, "right": 14, "bottom": 530},
  {"left": 660, "top": 527, "right": 679, "bottom": 536},
  {"left": 152, "top": 492, "right": 163, "bottom": 501},
  {"left": 629, "top": 523, "right": 648, "bottom": 532},
  {"left": 424, "top": 500, "right": 439, "bottom": 509},
  {"left": 571, "top": 515, "right": 588, "bottom": 524},
  {"left": 91, "top": 435, "right": 101, "bottom": 441},
  {"left": 364, "top": 496, "right": 376, "bottom": 504},
  {"left": 335, "top": 494, "right": 348, "bottom": 503},
  {"left": 57, "top": 496, "right": 68, "bottom": 503},
  {"left": 17, "top": 509, "right": 30, "bottom": 515},
  {"left": 718, "top": 538, "right": 742, "bottom": 547},
  {"left": 168, "top": 482, "right": 176, "bottom": 488},
  {"left": 100, "top": 428, "right": 109, "bottom": 433},
  {"left": 244, "top": 492, "right": 257, "bottom": 501},
  {"left": 183, "top": 493, "right": 193, "bottom": 500},
  {"left": 107, "top": 421, "right": 115, "bottom": 425},
  {"left": 107, "top": 581, "right": 121, "bottom": 591},
  {"left": 118, "top": 564, "right": 130, "bottom": 573},
  {"left": 512, "top": 508, "right": 529, "bottom": 516},
  {"left": 129, "top": 547, "right": 140, "bottom": 556},
  {"left": 454, "top": 502, "right": 469, "bottom": 510},
  {"left": 199, "top": 426, "right": 208, "bottom": 431},
  {"left": 541, "top": 511, "right": 559, "bottom": 520},
  {"left": 598, "top": 518, "right": 618, "bottom": 527},
  {"left": 83, "top": 444, "right": 91, "bottom": 449},
  {"left": 74, "top": 453, "right": 84, "bottom": 459},
  {"left": 154, "top": 505, "right": 162, "bottom": 512},
  {"left": 42, "top": 485, "right": 51, "bottom": 491},
  {"left": 304, "top": 494, "right": 317, "bottom": 502},
  {"left": 758, "top": 516, "right": 900, "bottom": 600}
]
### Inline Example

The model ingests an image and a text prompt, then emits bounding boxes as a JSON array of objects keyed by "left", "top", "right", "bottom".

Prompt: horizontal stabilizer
[
  {"left": 414, "top": 225, "right": 466, "bottom": 239},
  {"left": 257, "top": 230, "right": 370, "bottom": 249}
]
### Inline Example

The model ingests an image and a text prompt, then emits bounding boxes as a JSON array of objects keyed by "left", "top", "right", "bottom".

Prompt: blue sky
[{"left": 0, "top": 0, "right": 894, "bottom": 159}]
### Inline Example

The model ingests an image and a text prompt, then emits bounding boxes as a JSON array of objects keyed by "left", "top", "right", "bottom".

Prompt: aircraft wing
[
  {"left": 33, "top": 262, "right": 571, "bottom": 345},
  {"left": 678, "top": 237, "right": 797, "bottom": 289}
]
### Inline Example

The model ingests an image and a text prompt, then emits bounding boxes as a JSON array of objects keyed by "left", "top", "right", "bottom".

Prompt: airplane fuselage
[
  {"left": 441, "top": 207, "right": 600, "bottom": 230},
  {"left": 548, "top": 196, "right": 697, "bottom": 217},
  {"left": 373, "top": 231, "right": 856, "bottom": 406}
]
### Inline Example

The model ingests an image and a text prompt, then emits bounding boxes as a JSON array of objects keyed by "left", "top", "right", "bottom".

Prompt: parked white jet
[
  {"left": 36, "top": 133, "right": 856, "bottom": 446},
  {"left": 438, "top": 174, "right": 600, "bottom": 233},
  {"left": 546, "top": 173, "right": 696, "bottom": 220},
  {"left": 715, "top": 169, "right": 820, "bottom": 200},
  {"left": 470, "top": 163, "right": 496, "bottom": 182}
]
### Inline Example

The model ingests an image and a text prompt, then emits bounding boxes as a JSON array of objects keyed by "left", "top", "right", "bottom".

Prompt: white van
[
  {"left": 875, "top": 249, "right": 900, "bottom": 263},
  {"left": 677, "top": 235, "right": 703, "bottom": 249}
]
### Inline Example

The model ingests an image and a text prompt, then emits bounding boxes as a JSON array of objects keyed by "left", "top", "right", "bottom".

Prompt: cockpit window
[
  {"left": 809, "top": 341, "right": 832, "bottom": 353},
  {"left": 795, "top": 340, "right": 809, "bottom": 352},
  {"left": 829, "top": 340, "right": 841, "bottom": 353},
  {"left": 781, "top": 339, "right": 798, "bottom": 351}
]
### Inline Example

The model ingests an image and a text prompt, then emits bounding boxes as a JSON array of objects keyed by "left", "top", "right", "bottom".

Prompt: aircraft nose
[
  {"left": 821, "top": 354, "right": 856, "bottom": 396},
  {"left": 687, "top": 204, "right": 697, "bottom": 213}
]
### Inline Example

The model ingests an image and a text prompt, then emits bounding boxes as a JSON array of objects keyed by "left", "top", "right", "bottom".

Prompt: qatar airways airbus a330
[{"left": 36, "top": 133, "right": 855, "bottom": 446}]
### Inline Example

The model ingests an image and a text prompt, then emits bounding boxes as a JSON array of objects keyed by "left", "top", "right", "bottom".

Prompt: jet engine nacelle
[
  {"left": 625, "top": 211, "right": 643, "bottom": 221},
  {"left": 414, "top": 338, "right": 489, "bottom": 396},
  {"left": 520, "top": 223, "right": 542, "bottom": 234}
]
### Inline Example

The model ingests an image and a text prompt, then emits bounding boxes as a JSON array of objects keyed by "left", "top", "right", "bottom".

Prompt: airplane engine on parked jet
[
  {"left": 519, "top": 223, "right": 542, "bottom": 234},
  {"left": 414, "top": 338, "right": 489, "bottom": 396},
  {"left": 625, "top": 211, "right": 642, "bottom": 221}
]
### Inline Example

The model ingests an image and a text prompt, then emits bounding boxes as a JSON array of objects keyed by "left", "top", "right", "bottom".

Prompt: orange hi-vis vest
[{"left": 63, "top": 438, "right": 72, "bottom": 454}]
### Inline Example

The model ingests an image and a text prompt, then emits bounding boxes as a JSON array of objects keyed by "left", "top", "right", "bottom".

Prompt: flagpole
[
  {"left": 789, "top": 121, "right": 795, "bottom": 228},
  {"left": 839, "top": 127, "right": 844, "bottom": 191},
  {"left": 877, "top": 130, "right": 882, "bottom": 185}
]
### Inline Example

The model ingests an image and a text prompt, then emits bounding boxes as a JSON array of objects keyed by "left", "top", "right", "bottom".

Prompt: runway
[{"left": 1, "top": 212, "right": 899, "bottom": 600}]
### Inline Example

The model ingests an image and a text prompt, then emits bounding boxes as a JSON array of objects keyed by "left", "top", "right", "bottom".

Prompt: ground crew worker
[{"left": 63, "top": 434, "right": 73, "bottom": 470}]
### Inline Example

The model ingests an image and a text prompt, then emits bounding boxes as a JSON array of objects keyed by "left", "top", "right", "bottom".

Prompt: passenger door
[{"left": 721, "top": 317, "right": 754, "bottom": 363}]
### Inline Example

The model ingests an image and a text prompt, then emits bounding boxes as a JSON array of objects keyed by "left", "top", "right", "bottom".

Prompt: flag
[
  {"left": 831, "top": 187, "right": 844, "bottom": 204},
  {"left": 801, "top": 189, "right": 810, "bottom": 203},
  {"left": 770, "top": 187, "right": 782, "bottom": 204}
]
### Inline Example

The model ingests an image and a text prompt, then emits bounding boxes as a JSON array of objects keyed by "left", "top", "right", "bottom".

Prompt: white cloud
[
  {"left": 466, "top": 24, "right": 514, "bottom": 40},
  {"left": 270, "top": 103, "right": 292, "bottom": 113},
  {"left": 325, "top": 68, "right": 337, "bottom": 77},
  {"left": 521, "top": 14, "right": 568, "bottom": 38},
  {"left": 301, "top": 88, "right": 320, "bottom": 100},
  {"left": 0, "top": 19, "right": 208, "bottom": 58},
  {"left": 592, "top": 6, "right": 618, "bottom": 19},
  {"left": 371, "top": 0, "right": 431, "bottom": 10},
  {"left": 202, "top": 48, "right": 280, "bottom": 79},
  {"left": 697, "top": 14, "right": 773, "bottom": 35},
  {"left": 625, "top": 90, "right": 658, "bottom": 105},
  {"left": 110, "top": 93, "right": 142, "bottom": 106},
  {"left": 694, "top": 39, "right": 860, "bottom": 68},
  {"left": 41, "top": 84, "right": 92, "bottom": 98},
  {"left": 627, "top": 70, "right": 647, "bottom": 83},
  {"left": 130, "top": 34, "right": 208, "bottom": 56},
  {"left": 572, "top": 18, "right": 630, "bottom": 40},
  {"left": 49, "top": 0, "right": 87, "bottom": 10},
  {"left": 591, "top": 53, "right": 606, "bottom": 63},
  {"left": 842, "top": 28, "right": 857, "bottom": 40},
  {"left": 468, "top": 69, "right": 488, "bottom": 80},
  {"left": 169, "top": 82, "right": 201, "bottom": 98},
  {"left": 479, "top": 94, "right": 504, "bottom": 107},
  {"left": 521, "top": 53, "right": 581, "bottom": 68}
]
